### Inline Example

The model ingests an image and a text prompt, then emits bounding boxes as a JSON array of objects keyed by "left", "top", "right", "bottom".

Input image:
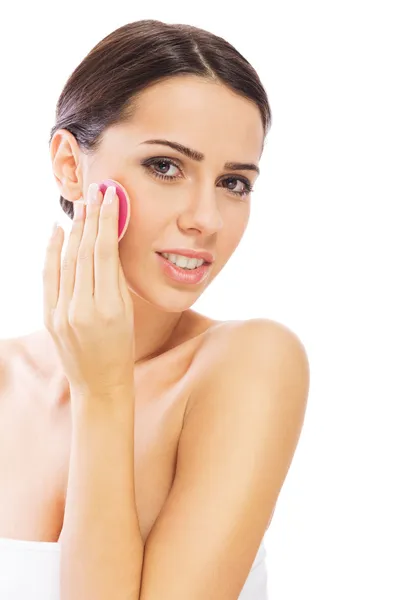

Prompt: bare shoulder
[
  {"left": 190, "top": 317, "right": 309, "bottom": 380},
  {"left": 186, "top": 317, "right": 310, "bottom": 417}
]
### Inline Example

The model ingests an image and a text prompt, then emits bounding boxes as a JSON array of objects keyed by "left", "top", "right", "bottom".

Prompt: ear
[{"left": 49, "top": 128, "right": 84, "bottom": 203}]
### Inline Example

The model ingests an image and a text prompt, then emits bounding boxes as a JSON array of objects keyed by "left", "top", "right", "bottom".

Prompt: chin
[{"left": 127, "top": 278, "right": 209, "bottom": 313}]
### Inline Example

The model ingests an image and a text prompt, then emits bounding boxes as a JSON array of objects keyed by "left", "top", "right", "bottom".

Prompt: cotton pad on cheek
[{"left": 97, "top": 179, "right": 131, "bottom": 242}]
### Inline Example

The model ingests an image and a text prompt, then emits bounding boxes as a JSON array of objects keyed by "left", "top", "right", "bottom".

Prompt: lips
[
  {"left": 156, "top": 252, "right": 210, "bottom": 265},
  {"left": 155, "top": 252, "right": 212, "bottom": 285},
  {"left": 156, "top": 249, "right": 215, "bottom": 264}
]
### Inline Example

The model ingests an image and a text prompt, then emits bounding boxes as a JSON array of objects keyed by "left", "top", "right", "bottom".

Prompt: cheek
[
  {"left": 120, "top": 197, "right": 168, "bottom": 253},
  {"left": 218, "top": 214, "right": 249, "bottom": 256}
]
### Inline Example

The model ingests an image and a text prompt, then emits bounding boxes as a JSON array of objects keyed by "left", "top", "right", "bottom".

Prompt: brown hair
[{"left": 49, "top": 20, "right": 272, "bottom": 219}]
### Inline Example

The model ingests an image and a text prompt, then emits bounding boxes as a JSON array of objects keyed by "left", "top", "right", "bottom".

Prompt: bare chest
[{"left": 0, "top": 347, "right": 198, "bottom": 545}]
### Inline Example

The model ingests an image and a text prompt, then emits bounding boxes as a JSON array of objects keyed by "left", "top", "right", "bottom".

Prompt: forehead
[{"left": 115, "top": 76, "right": 264, "bottom": 160}]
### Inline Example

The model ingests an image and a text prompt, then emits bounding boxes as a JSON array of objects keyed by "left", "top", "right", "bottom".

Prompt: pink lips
[
  {"left": 156, "top": 252, "right": 212, "bottom": 285},
  {"left": 157, "top": 248, "right": 215, "bottom": 264}
]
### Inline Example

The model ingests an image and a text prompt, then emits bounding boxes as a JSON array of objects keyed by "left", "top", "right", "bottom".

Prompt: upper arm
[{"left": 139, "top": 319, "right": 310, "bottom": 600}]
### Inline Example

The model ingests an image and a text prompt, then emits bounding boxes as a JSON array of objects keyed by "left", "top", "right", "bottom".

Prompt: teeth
[{"left": 161, "top": 253, "right": 205, "bottom": 270}]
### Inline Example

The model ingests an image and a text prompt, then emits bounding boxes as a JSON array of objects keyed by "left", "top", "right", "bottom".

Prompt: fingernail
[
  {"left": 89, "top": 182, "right": 99, "bottom": 204},
  {"left": 104, "top": 185, "right": 116, "bottom": 204}
]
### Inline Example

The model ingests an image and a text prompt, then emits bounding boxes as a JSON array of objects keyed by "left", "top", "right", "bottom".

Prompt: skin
[
  {"left": 51, "top": 74, "right": 264, "bottom": 365},
  {"left": 0, "top": 74, "right": 309, "bottom": 598},
  {"left": 4, "top": 75, "right": 263, "bottom": 398}
]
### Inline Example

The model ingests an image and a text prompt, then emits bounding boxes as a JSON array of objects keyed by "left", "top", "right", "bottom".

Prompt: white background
[{"left": 0, "top": 1, "right": 399, "bottom": 599}]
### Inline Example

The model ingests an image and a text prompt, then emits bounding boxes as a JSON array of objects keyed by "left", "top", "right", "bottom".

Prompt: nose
[{"left": 177, "top": 186, "right": 224, "bottom": 236}]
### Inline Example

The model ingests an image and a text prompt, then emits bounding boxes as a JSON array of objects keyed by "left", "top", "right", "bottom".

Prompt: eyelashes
[{"left": 140, "top": 157, "right": 254, "bottom": 199}]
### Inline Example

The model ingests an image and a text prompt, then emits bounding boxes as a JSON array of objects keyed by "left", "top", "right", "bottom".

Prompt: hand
[{"left": 43, "top": 182, "right": 135, "bottom": 399}]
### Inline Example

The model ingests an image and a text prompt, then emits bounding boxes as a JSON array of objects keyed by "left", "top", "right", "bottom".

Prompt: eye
[
  {"left": 141, "top": 157, "right": 182, "bottom": 181},
  {"left": 221, "top": 177, "right": 254, "bottom": 198},
  {"left": 141, "top": 157, "right": 254, "bottom": 198}
]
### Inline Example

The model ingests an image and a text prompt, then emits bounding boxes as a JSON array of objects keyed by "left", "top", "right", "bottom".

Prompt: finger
[
  {"left": 74, "top": 183, "right": 103, "bottom": 301},
  {"left": 43, "top": 223, "right": 64, "bottom": 327},
  {"left": 57, "top": 201, "right": 85, "bottom": 314},
  {"left": 118, "top": 259, "right": 132, "bottom": 309},
  {"left": 94, "top": 185, "right": 120, "bottom": 305}
]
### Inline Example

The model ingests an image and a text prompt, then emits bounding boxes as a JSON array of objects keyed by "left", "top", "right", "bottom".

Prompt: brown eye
[
  {"left": 221, "top": 177, "right": 253, "bottom": 198},
  {"left": 142, "top": 158, "right": 182, "bottom": 181}
]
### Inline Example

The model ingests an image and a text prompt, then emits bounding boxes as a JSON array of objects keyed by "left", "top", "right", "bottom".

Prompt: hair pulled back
[{"left": 49, "top": 20, "right": 272, "bottom": 219}]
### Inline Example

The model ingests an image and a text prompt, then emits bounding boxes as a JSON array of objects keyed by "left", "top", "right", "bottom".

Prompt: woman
[{"left": 0, "top": 19, "right": 309, "bottom": 600}]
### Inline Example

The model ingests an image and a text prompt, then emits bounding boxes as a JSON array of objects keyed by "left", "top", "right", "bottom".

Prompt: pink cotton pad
[{"left": 98, "top": 179, "right": 130, "bottom": 242}]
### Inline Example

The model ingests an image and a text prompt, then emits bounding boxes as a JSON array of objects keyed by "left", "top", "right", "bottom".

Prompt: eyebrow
[{"left": 140, "top": 139, "right": 260, "bottom": 175}]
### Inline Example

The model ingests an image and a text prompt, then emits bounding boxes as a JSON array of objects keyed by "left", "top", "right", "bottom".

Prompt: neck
[{"left": 130, "top": 294, "right": 186, "bottom": 364}]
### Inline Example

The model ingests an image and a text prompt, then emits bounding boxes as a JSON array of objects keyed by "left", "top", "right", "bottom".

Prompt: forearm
[{"left": 60, "top": 389, "right": 144, "bottom": 600}]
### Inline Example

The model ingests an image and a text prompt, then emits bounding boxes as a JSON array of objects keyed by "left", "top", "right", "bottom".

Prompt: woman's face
[{"left": 79, "top": 75, "right": 264, "bottom": 311}]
